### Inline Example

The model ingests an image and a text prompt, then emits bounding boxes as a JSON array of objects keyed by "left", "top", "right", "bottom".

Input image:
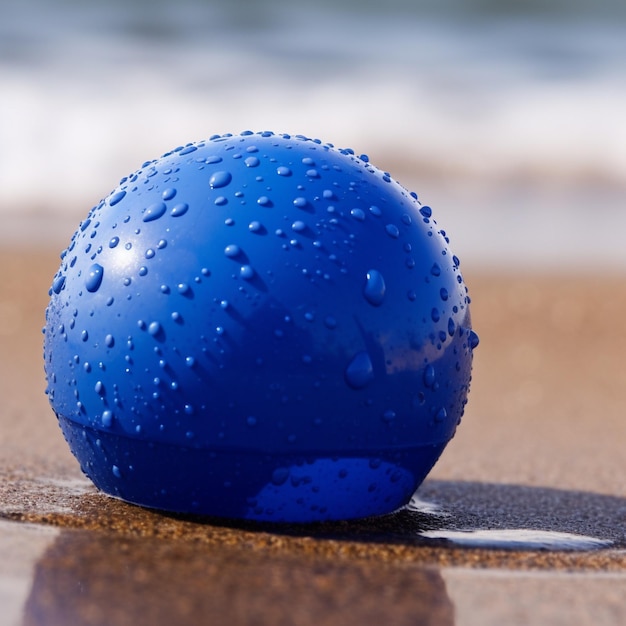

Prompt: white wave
[{"left": 2, "top": 3, "right": 625, "bottom": 213}]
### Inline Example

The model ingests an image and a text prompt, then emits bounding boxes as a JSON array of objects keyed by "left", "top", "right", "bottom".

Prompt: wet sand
[{"left": 2, "top": 245, "right": 626, "bottom": 625}]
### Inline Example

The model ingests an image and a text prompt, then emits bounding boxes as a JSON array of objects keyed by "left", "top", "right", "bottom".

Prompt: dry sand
[{"left": 2, "top": 245, "right": 626, "bottom": 625}]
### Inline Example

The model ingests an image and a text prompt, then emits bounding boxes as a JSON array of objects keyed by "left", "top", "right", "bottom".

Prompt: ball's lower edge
[{"left": 59, "top": 416, "right": 447, "bottom": 523}]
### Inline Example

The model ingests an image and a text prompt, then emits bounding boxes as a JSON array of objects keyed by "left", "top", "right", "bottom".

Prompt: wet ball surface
[{"left": 44, "top": 131, "right": 478, "bottom": 522}]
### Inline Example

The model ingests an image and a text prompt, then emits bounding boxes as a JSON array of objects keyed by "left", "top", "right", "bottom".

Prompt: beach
[
  {"left": 2, "top": 243, "right": 626, "bottom": 625},
  {"left": 2, "top": 0, "right": 626, "bottom": 622}
]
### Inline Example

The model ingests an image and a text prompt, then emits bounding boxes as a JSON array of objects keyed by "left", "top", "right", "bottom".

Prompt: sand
[{"left": 2, "top": 245, "right": 626, "bottom": 625}]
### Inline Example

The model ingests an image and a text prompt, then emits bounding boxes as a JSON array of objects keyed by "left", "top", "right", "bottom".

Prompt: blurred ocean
[{"left": 1, "top": 0, "right": 625, "bottom": 270}]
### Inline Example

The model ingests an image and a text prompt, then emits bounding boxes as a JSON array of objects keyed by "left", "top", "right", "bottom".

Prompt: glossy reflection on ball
[{"left": 44, "top": 131, "right": 479, "bottom": 522}]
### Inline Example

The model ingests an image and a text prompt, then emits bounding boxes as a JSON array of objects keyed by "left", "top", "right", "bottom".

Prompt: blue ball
[{"left": 44, "top": 131, "right": 478, "bottom": 522}]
